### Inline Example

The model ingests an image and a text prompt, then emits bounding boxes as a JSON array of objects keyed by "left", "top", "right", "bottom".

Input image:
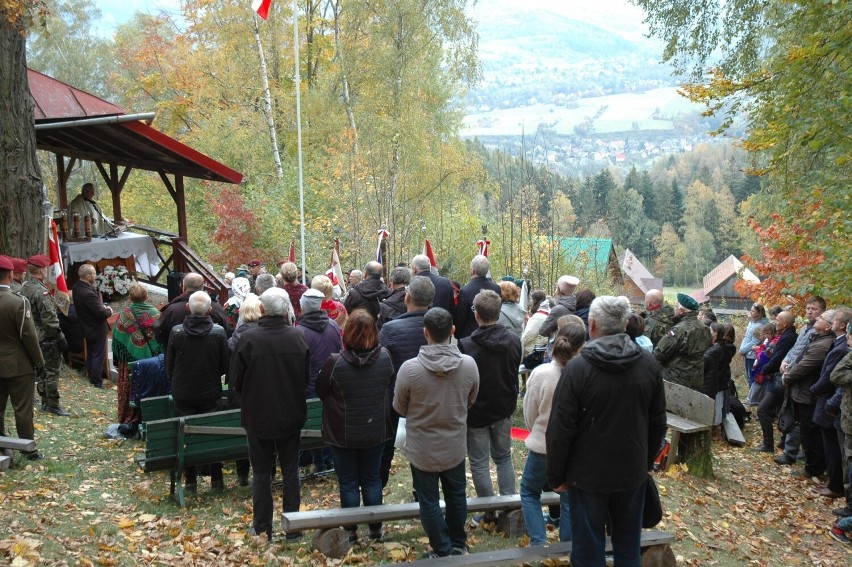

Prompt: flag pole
[{"left": 293, "top": 0, "right": 307, "bottom": 285}]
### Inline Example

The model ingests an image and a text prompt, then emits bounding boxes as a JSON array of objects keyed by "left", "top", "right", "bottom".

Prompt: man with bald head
[
  {"left": 641, "top": 289, "right": 675, "bottom": 347},
  {"left": 155, "top": 272, "right": 230, "bottom": 347},
  {"left": 754, "top": 310, "right": 799, "bottom": 453},
  {"left": 343, "top": 261, "right": 389, "bottom": 320},
  {"left": 68, "top": 183, "right": 108, "bottom": 236},
  {"left": 410, "top": 254, "right": 454, "bottom": 313}
]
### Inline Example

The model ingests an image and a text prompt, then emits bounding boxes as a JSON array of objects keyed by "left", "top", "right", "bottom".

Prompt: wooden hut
[
  {"left": 701, "top": 255, "right": 760, "bottom": 311},
  {"left": 618, "top": 248, "right": 663, "bottom": 304}
]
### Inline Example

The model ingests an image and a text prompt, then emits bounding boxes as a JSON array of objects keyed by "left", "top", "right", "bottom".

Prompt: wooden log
[
  {"left": 642, "top": 543, "right": 676, "bottom": 567},
  {"left": 0, "top": 436, "right": 36, "bottom": 451},
  {"left": 312, "top": 528, "right": 352, "bottom": 559},
  {"left": 722, "top": 413, "right": 746, "bottom": 447},
  {"left": 0, "top": 455, "right": 10, "bottom": 472},
  {"left": 497, "top": 509, "right": 525, "bottom": 538}
]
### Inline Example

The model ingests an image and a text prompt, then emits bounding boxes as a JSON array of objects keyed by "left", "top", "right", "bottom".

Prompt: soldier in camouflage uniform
[
  {"left": 21, "top": 255, "right": 70, "bottom": 416},
  {"left": 9, "top": 257, "right": 27, "bottom": 293},
  {"left": 654, "top": 292, "right": 711, "bottom": 392},
  {"left": 641, "top": 289, "right": 675, "bottom": 347}
]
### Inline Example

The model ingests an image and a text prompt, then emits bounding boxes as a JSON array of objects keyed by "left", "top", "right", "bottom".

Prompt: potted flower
[{"left": 95, "top": 265, "right": 136, "bottom": 301}]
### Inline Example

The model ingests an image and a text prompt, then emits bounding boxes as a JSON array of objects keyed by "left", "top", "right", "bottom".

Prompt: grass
[{"left": 1, "top": 358, "right": 851, "bottom": 565}]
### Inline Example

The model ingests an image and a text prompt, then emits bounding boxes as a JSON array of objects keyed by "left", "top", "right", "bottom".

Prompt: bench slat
[
  {"left": 396, "top": 530, "right": 676, "bottom": 566},
  {"left": 282, "top": 493, "right": 562, "bottom": 532},
  {"left": 666, "top": 412, "right": 711, "bottom": 434},
  {"left": 0, "top": 436, "right": 37, "bottom": 451}
]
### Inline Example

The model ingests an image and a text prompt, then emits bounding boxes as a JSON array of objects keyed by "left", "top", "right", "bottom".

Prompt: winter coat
[
  {"left": 739, "top": 317, "right": 769, "bottom": 361},
  {"left": 379, "top": 310, "right": 428, "bottom": 379},
  {"left": 761, "top": 327, "right": 798, "bottom": 377},
  {"left": 642, "top": 303, "right": 675, "bottom": 347},
  {"left": 498, "top": 301, "right": 525, "bottom": 337},
  {"left": 377, "top": 287, "right": 408, "bottom": 330},
  {"left": 315, "top": 346, "right": 394, "bottom": 448},
  {"left": 453, "top": 276, "right": 501, "bottom": 339},
  {"left": 296, "top": 309, "right": 342, "bottom": 395},
  {"left": 417, "top": 271, "right": 455, "bottom": 315},
  {"left": 546, "top": 333, "right": 667, "bottom": 493},
  {"left": 829, "top": 351, "right": 852, "bottom": 435},
  {"left": 459, "top": 323, "right": 523, "bottom": 428},
  {"left": 522, "top": 307, "right": 550, "bottom": 355},
  {"left": 282, "top": 281, "right": 309, "bottom": 318},
  {"left": 72, "top": 279, "right": 112, "bottom": 341},
  {"left": 654, "top": 310, "right": 712, "bottom": 391},
  {"left": 538, "top": 295, "right": 577, "bottom": 338},
  {"left": 523, "top": 360, "right": 564, "bottom": 455},
  {"left": 166, "top": 314, "right": 229, "bottom": 407},
  {"left": 784, "top": 329, "right": 835, "bottom": 405},
  {"left": 701, "top": 343, "right": 724, "bottom": 399},
  {"left": 231, "top": 315, "right": 310, "bottom": 438},
  {"left": 155, "top": 290, "right": 230, "bottom": 347},
  {"left": 812, "top": 335, "right": 849, "bottom": 428},
  {"left": 393, "top": 344, "right": 479, "bottom": 472},
  {"left": 343, "top": 276, "right": 389, "bottom": 320}
]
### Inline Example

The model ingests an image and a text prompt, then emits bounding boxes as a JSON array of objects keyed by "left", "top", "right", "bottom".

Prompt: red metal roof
[{"left": 29, "top": 69, "right": 242, "bottom": 184}]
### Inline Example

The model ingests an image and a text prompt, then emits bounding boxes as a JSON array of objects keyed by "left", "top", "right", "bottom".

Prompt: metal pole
[{"left": 293, "top": 0, "right": 307, "bottom": 285}]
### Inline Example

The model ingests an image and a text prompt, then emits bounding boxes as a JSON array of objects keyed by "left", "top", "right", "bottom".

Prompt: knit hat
[
  {"left": 556, "top": 275, "right": 580, "bottom": 295},
  {"left": 677, "top": 292, "right": 699, "bottom": 311},
  {"left": 300, "top": 288, "right": 325, "bottom": 314}
]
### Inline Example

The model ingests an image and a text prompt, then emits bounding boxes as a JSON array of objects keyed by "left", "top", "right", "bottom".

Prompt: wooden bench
[
  {"left": 664, "top": 381, "right": 714, "bottom": 473},
  {"left": 283, "top": 493, "right": 562, "bottom": 558},
  {"left": 136, "top": 398, "right": 325, "bottom": 506},
  {"left": 0, "top": 436, "right": 36, "bottom": 472},
  {"left": 399, "top": 529, "right": 676, "bottom": 566}
]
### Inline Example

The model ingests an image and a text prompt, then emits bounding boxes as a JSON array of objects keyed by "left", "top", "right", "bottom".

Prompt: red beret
[
  {"left": 248, "top": 259, "right": 261, "bottom": 267},
  {"left": 0, "top": 256, "right": 13, "bottom": 270},
  {"left": 12, "top": 257, "right": 27, "bottom": 272},
  {"left": 27, "top": 254, "right": 51, "bottom": 268}
]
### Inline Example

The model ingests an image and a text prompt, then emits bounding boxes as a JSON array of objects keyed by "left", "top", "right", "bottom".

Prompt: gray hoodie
[{"left": 394, "top": 344, "right": 480, "bottom": 472}]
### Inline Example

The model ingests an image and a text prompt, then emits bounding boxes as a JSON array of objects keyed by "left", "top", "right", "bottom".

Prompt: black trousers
[
  {"left": 85, "top": 335, "right": 107, "bottom": 385},
  {"left": 794, "top": 401, "right": 825, "bottom": 477}
]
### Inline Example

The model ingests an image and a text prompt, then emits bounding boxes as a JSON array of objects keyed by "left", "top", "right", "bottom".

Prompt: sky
[{"left": 91, "top": 0, "right": 181, "bottom": 36}]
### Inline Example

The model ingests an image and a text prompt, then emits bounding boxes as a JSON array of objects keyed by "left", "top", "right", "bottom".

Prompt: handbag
[
  {"left": 777, "top": 388, "right": 797, "bottom": 434},
  {"left": 522, "top": 345, "right": 547, "bottom": 370},
  {"left": 642, "top": 475, "right": 663, "bottom": 528}
]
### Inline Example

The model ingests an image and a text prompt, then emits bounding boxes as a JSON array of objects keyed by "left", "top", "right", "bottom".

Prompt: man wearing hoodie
[
  {"left": 547, "top": 295, "right": 667, "bottom": 565},
  {"left": 377, "top": 266, "right": 411, "bottom": 330},
  {"left": 166, "top": 291, "right": 230, "bottom": 494},
  {"left": 459, "top": 289, "right": 523, "bottom": 516},
  {"left": 344, "top": 261, "right": 389, "bottom": 320},
  {"left": 155, "top": 272, "right": 230, "bottom": 347},
  {"left": 394, "top": 308, "right": 479, "bottom": 558}
]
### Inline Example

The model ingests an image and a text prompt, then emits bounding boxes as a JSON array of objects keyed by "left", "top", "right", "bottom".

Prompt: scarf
[{"left": 113, "top": 302, "right": 162, "bottom": 364}]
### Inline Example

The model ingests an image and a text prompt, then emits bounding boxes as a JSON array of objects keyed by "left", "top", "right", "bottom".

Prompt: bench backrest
[{"left": 664, "top": 380, "right": 714, "bottom": 425}]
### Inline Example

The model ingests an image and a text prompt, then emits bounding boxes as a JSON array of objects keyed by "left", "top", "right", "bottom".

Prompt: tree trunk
[{"left": 0, "top": 17, "right": 44, "bottom": 257}]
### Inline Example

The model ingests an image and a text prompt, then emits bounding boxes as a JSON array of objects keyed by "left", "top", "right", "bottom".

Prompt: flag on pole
[
  {"left": 288, "top": 240, "right": 296, "bottom": 263},
  {"left": 376, "top": 227, "right": 389, "bottom": 264},
  {"left": 518, "top": 278, "right": 528, "bottom": 309},
  {"left": 48, "top": 219, "right": 68, "bottom": 293},
  {"left": 328, "top": 245, "right": 347, "bottom": 295},
  {"left": 477, "top": 238, "right": 490, "bottom": 257},
  {"left": 252, "top": 0, "right": 273, "bottom": 19},
  {"left": 423, "top": 238, "right": 437, "bottom": 268}
]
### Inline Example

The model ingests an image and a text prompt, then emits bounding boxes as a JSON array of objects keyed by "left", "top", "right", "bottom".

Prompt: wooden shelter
[
  {"left": 618, "top": 248, "right": 663, "bottom": 304},
  {"left": 558, "top": 237, "right": 624, "bottom": 290},
  {"left": 700, "top": 255, "right": 760, "bottom": 311},
  {"left": 29, "top": 69, "right": 243, "bottom": 302}
]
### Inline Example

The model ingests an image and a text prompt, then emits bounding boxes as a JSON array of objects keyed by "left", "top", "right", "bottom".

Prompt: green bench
[{"left": 136, "top": 397, "right": 325, "bottom": 506}]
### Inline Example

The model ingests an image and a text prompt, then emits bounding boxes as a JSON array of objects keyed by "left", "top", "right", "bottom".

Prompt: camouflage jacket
[
  {"left": 20, "top": 278, "right": 64, "bottom": 343},
  {"left": 654, "top": 310, "right": 711, "bottom": 391},
  {"left": 643, "top": 303, "right": 675, "bottom": 347}
]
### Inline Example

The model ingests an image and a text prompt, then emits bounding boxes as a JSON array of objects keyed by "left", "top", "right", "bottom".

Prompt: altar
[{"left": 61, "top": 232, "right": 161, "bottom": 288}]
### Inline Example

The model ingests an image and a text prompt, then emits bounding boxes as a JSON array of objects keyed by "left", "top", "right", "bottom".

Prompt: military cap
[
  {"left": 247, "top": 259, "right": 261, "bottom": 267},
  {"left": 27, "top": 254, "right": 51, "bottom": 268},
  {"left": 677, "top": 292, "right": 699, "bottom": 311},
  {"left": 0, "top": 256, "right": 13, "bottom": 270},
  {"left": 12, "top": 257, "right": 27, "bottom": 272}
]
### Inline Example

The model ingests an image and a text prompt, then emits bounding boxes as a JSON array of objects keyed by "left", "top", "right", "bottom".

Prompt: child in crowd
[{"left": 749, "top": 322, "right": 778, "bottom": 406}]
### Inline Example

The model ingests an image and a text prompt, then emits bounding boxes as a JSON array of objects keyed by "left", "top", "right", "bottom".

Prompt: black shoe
[
  {"left": 46, "top": 406, "right": 70, "bottom": 417},
  {"left": 248, "top": 526, "right": 272, "bottom": 541},
  {"left": 24, "top": 451, "right": 44, "bottom": 461},
  {"left": 774, "top": 455, "right": 795, "bottom": 465},
  {"left": 90, "top": 382, "right": 104, "bottom": 389},
  {"left": 832, "top": 507, "right": 852, "bottom": 518},
  {"left": 238, "top": 474, "right": 249, "bottom": 487},
  {"left": 750, "top": 445, "right": 773, "bottom": 453},
  {"left": 369, "top": 530, "right": 384, "bottom": 543}
]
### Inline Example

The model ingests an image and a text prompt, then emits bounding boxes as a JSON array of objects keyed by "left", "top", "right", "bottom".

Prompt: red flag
[
  {"left": 376, "top": 228, "right": 389, "bottom": 264},
  {"left": 252, "top": 0, "right": 272, "bottom": 19},
  {"left": 288, "top": 240, "right": 296, "bottom": 263},
  {"left": 423, "top": 238, "right": 437, "bottom": 268},
  {"left": 477, "top": 239, "right": 490, "bottom": 257},
  {"left": 48, "top": 219, "right": 68, "bottom": 292}
]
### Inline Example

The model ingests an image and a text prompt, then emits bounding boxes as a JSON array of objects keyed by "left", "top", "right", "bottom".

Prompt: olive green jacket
[
  {"left": 654, "top": 310, "right": 711, "bottom": 391},
  {"left": 20, "top": 278, "right": 64, "bottom": 344}
]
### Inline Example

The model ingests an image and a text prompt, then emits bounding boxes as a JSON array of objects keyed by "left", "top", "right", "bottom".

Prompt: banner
[
  {"left": 423, "top": 238, "right": 437, "bottom": 268},
  {"left": 376, "top": 228, "right": 389, "bottom": 264},
  {"left": 48, "top": 219, "right": 68, "bottom": 293},
  {"left": 252, "top": 0, "right": 272, "bottom": 19}
]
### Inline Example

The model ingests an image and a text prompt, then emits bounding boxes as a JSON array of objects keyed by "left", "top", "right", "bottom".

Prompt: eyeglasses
[{"left": 471, "top": 305, "right": 476, "bottom": 312}]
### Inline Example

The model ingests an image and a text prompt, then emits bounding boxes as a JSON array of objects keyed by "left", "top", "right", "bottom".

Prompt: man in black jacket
[
  {"left": 411, "top": 254, "right": 455, "bottom": 314},
  {"left": 231, "top": 288, "right": 310, "bottom": 542},
  {"left": 378, "top": 276, "right": 435, "bottom": 487},
  {"left": 154, "top": 272, "right": 229, "bottom": 348},
  {"left": 344, "top": 261, "right": 389, "bottom": 320},
  {"left": 755, "top": 311, "right": 799, "bottom": 453},
  {"left": 546, "top": 295, "right": 667, "bottom": 562},
  {"left": 72, "top": 264, "right": 113, "bottom": 387},
  {"left": 377, "top": 266, "right": 411, "bottom": 330},
  {"left": 166, "top": 291, "right": 229, "bottom": 493},
  {"left": 453, "top": 255, "right": 500, "bottom": 339},
  {"left": 459, "top": 289, "right": 522, "bottom": 512}
]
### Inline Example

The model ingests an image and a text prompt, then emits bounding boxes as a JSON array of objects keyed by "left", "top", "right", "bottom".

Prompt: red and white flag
[
  {"left": 477, "top": 239, "right": 490, "bottom": 257},
  {"left": 48, "top": 219, "right": 68, "bottom": 293},
  {"left": 288, "top": 240, "right": 296, "bottom": 263},
  {"left": 328, "top": 246, "right": 347, "bottom": 294},
  {"left": 423, "top": 238, "right": 437, "bottom": 268},
  {"left": 376, "top": 228, "right": 389, "bottom": 264},
  {"left": 252, "top": 0, "right": 272, "bottom": 19}
]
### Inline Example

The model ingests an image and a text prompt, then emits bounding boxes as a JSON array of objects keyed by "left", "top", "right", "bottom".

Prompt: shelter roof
[
  {"left": 559, "top": 237, "right": 616, "bottom": 269},
  {"left": 703, "top": 255, "right": 760, "bottom": 296},
  {"left": 618, "top": 248, "right": 663, "bottom": 294},
  {"left": 29, "top": 69, "right": 242, "bottom": 184}
]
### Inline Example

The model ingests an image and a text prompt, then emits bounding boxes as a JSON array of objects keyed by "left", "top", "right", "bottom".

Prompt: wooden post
[
  {"left": 55, "top": 154, "right": 75, "bottom": 210},
  {"left": 175, "top": 175, "right": 187, "bottom": 241}
]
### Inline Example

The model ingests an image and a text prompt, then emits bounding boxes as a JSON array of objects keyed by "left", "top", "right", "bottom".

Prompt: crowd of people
[{"left": 3, "top": 248, "right": 852, "bottom": 560}]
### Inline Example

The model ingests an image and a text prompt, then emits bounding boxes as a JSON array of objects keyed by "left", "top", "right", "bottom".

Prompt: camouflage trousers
[{"left": 37, "top": 342, "right": 62, "bottom": 407}]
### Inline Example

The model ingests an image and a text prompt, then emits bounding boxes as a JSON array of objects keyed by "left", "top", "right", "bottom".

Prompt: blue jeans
[
  {"left": 410, "top": 460, "right": 467, "bottom": 556},
  {"left": 520, "top": 451, "right": 571, "bottom": 544},
  {"left": 566, "top": 482, "right": 645, "bottom": 567},
  {"left": 467, "top": 417, "right": 516, "bottom": 496},
  {"left": 329, "top": 444, "right": 384, "bottom": 533}
]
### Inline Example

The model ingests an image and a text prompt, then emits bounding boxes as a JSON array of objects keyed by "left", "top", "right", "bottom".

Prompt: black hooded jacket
[
  {"left": 166, "top": 314, "right": 229, "bottom": 407},
  {"left": 459, "top": 323, "right": 522, "bottom": 428},
  {"left": 546, "top": 333, "right": 667, "bottom": 493},
  {"left": 343, "top": 276, "right": 390, "bottom": 319}
]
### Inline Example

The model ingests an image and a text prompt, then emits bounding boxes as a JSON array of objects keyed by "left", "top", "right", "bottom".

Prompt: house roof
[
  {"left": 560, "top": 237, "right": 616, "bottom": 269},
  {"left": 618, "top": 248, "right": 663, "bottom": 294},
  {"left": 703, "top": 255, "right": 760, "bottom": 296},
  {"left": 29, "top": 69, "right": 243, "bottom": 184}
]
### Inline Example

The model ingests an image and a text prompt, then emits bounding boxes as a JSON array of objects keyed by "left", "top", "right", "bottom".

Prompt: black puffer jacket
[
  {"left": 546, "top": 333, "right": 667, "bottom": 493},
  {"left": 377, "top": 287, "right": 407, "bottom": 330},
  {"left": 379, "top": 310, "right": 428, "bottom": 379},
  {"left": 166, "top": 314, "right": 229, "bottom": 406},
  {"left": 344, "top": 276, "right": 390, "bottom": 319},
  {"left": 316, "top": 346, "right": 395, "bottom": 448},
  {"left": 459, "top": 323, "right": 522, "bottom": 428}
]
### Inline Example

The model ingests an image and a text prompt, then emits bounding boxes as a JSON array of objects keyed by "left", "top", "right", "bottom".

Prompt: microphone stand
[{"left": 90, "top": 201, "right": 116, "bottom": 239}]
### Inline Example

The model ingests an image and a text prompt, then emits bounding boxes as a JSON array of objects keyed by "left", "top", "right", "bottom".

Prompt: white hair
[
  {"left": 470, "top": 255, "right": 490, "bottom": 277},
  {"left": 260, "top": 287, "right": 293, "bottom": 321},
  {"left": 411, "top": 254, "right": 431, "bottom": 274},
  {"left": 589, "top": 295, "right": 630, "bottom": 336},
  {"left": 188, "top": 291, "right": 212, "bottom": 315}
]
